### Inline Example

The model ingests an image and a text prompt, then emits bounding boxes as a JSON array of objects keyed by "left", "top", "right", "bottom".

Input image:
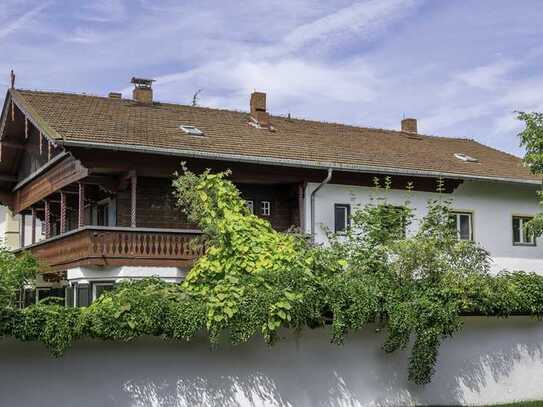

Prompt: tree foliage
[
  {"left": 0, "top": 248, "right": 37, "bottom": 309},
  {"left": 172, "top": 167, "right": 322, "bottom": 343},
  {"left": 517, "top": 112, "right": 543, "bottom": 236}
]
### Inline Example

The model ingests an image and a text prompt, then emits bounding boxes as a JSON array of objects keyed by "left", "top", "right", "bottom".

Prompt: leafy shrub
[{"left": 1, "top": 171, "right": 542, "bottom": 386}]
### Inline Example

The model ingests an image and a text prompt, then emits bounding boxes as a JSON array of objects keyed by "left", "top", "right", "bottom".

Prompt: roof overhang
[{"left": 59, "top": 139, "right": 542, "bottom": 186}]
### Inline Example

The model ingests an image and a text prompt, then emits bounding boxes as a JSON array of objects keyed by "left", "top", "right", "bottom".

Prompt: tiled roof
[{"left": 12, "top": 89, "right": 540, "bottom": 183}]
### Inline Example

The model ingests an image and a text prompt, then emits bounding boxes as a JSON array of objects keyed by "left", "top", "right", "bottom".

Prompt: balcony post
[
  {"left": 78, "top": 183, "right": 85, "bottom": 228},
  {"left": 31, "top": 207, "right": 36, "bottom": 244},
  {"left": 44, "top": 200, "right": 51, "bottom": 239},
  {"left": 130, "top": 171, "right": 137, "bottom": 228},
  {"left": 20, "top": 213, "right": 25, "bottom": 248},
  {"left": 60, "top": 191, "right": 66, "bottom": 234}
]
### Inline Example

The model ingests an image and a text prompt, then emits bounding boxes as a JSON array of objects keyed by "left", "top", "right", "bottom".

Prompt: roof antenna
[
  {"left": 192, "top": 89, "right": 203, "bottom": 107},
  {"left": 10, "top": 70, "right": 15, "bottom": 89}
]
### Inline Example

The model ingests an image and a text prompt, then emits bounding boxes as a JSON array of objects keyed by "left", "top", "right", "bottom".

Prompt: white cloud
[
  {"left": 282, "top": 0, "right": 417, "bottom": 52},
  {"left": 143, "top": 58, "right": 379, "bottom": 116},
  {"left": 0, "top": 2, "right": 50, "bottom": 40},
  {"left": 453, "top": 61, "right": 516, "bottom": 90}
]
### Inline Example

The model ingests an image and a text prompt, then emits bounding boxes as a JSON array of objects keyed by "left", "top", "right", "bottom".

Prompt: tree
[
  {"left": 518, "top": 112, "right": 543, "bottom": 236},
  {"left": 0, "top": 247, "right": 37, "bottom": 310}
]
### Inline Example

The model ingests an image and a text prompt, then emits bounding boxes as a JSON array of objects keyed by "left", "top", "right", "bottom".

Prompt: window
[
  {"left": 454, "top": 153, "right": 478, "bottom": 162},
  {"left": 450, "top": 212, "right": 473, "bottom": 241},
  {"left": 92, "top": 282, "right": 115, "bottom": 301},
  {"left": 334, "top": 204, "right": 351, "bottom": 233},
  {"left": 513, "top": 216, "right": 535, "bottom": 246},
  {"left": 179, "top": 125, "right": 205, "bottom": 137},
  {"left": 246, "top": 200, "right": 254, "bottom": 214},
  {"left": 35, "top": 288, "right": 52, "bottom": 304},
  {"left": 261, "top": 201, "right": 271, "bottom": 216}
]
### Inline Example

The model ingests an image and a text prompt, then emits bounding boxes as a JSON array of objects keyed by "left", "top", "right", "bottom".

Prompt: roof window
[
  {"left": 454, "top": 153, "right": 478, "bottom": 163},
  {"left": 179, "top": 125, "right": 205, "bottom": 137}
]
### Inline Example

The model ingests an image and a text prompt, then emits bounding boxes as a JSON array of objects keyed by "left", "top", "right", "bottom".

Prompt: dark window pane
[
  {"left": 77, "top": 284, "right": 90, "bottom": 307},
  {"left": 334, "top": 205, "right": 350, "bottom": 232},
  {"left": 459, "top": 214, "right": 471, "bottom": 240}
]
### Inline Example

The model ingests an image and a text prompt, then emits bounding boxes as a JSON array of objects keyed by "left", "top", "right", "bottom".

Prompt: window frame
[
  {"left": 91, "top": 281, "right": 116, "bottom": 302},
  {"left": 450, "top": 211, "right": 474, "bottom": 241},
  {"left": 334, "top": 203, "right": 351, "bottom": 233},
  {"left": 512, "top": 216, "right": 536, "bottom": 246},
  {"left": 246, "top": 200, "right": 254, "bottom": 214},
  {"left": 179, "top": 125, "right": 205, "bottom": 137},
  {"left": 261, "top": 201, "right": 271, "bottom": 217}
]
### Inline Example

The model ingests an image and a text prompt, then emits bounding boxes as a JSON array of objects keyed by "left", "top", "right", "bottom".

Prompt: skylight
[
  {"left": 179, "top": 125, "right": 204, "bottom": 137},
  {"left": 454, "top": 153, "right": 478, "bottom": 163}
]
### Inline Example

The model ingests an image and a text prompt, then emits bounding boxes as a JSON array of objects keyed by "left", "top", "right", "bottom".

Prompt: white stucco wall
[
  {"left": 0, "top": 206, "right": 44, "bottom": 249},
  {"left": 67, "top": 266, "right": 188, "bottom": 284},
  {"left": 0, "top": 317, "right": 542, "bottom": 406},
  {"left": 305, "top": 180, "right": 543, "bottom": 274}
]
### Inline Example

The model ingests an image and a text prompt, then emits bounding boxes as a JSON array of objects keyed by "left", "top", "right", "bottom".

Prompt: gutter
[
  {"left": 310, "top": 168, "right": 333, "bottom": 243},
  {"left": 58, "top": 139, "right": 541, "bottom": 186}
]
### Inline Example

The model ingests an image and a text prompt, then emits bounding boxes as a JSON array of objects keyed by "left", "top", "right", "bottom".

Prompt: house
[{"left": 0, "top": 77, "right": 541, "bottom": 306}]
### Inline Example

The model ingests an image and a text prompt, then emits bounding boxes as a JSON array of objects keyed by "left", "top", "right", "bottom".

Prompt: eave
[{"left": 60, "top": 139, "right": 542, "bottom": 187}]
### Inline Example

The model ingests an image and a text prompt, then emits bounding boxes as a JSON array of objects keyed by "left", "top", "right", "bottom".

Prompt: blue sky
[{"left": 1, "top": 0, "right": 543, "bottom": 156}]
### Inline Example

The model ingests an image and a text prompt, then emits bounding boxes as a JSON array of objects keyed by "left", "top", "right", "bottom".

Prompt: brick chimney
[
  {"left": 131, "top": 77, "right": 154, "bottom": 104},
  {"left": 401, "top": 118, "right": 417, "bottom": 133},
  {"left": 250, "top": 91, "right": 269, "bottom": 127}
]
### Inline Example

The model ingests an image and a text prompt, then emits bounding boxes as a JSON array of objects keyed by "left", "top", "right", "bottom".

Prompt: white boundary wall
[{"left": 1, "top": 317, "right": 543, "bottom": 406}]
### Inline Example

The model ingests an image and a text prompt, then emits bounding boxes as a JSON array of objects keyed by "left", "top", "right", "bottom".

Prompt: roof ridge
[{"left": 16, "top": 88, "right": 478, "bottom": 143}]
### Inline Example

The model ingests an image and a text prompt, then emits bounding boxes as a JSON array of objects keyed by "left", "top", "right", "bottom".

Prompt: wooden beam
[
  {"left": 60, "top": 191, "right": 66, "bottom": 234},
  {"left": 14, "top": 155, "right": 89, "bottom": 213},
  {"left": 130, "top": 171, "right": 137, "bottom": 228},
  {"left": 44, "top": 200, "right": 51, "bottom": 239},
  {"left": 78, "top": 183, "right": 85, "bottom": 228},
  {"left": 80, "top": 175, "right": 119, "bottom": 193},
  {"left": 31, "top": 208, "right": 36, "bottom": 244}
]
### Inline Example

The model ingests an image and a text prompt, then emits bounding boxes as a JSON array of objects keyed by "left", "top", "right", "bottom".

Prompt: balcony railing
[{"left": 20, "top": 226, "right": 204, "bottom": 272}]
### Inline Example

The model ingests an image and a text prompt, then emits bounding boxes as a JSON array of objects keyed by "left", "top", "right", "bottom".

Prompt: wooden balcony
[{"left": 20, "top": 227, "right": 204, "bottom": 272}]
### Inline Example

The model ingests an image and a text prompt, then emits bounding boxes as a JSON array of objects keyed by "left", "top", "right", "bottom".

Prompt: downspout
[{"left": 310, "top": 168, "right": 333, "bottom": 243}]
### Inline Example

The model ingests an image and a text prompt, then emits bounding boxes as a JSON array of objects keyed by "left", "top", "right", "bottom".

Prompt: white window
[
  {"left": 92, "top": 282, "right": 115, "bottom": 301},
  {"left": 454, "top": 153, "right": 478, "bottom": 162},
  {"left": 450, "top": 212, "right": 473, "bottom": 241},
  {"left": 513, "top": 216, "right": 536, "bottom": 246},
  {"left": 261, "top": 201, "right": 271, "bottom": 216},
  {"left": 179, "top": 125, "right": 205, "bottom": 137},
  {"left": 246, "top": 200, "right": 254, "bottom": 214},
  {"left": 334, "top": 204, "right": 351, "bottom": 232}
]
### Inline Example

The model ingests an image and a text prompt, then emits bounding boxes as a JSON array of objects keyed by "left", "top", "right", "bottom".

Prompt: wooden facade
[{"left": 25, "top": 226, "right": 204, "bottom": 272}]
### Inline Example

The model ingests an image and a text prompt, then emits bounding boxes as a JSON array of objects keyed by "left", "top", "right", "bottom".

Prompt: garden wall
[{"left": 1, "top": 316, "right": 543, "bottom": 406}]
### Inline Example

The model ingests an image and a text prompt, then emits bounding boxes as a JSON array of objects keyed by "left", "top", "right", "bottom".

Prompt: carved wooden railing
[{"left": 21, "top": 227, "right": 204, "bottom": 272}]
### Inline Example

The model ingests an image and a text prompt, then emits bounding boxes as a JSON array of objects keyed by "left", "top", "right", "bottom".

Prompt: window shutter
[
  {"left": 77, "top": 284, "right": 90, "bottom": 307},
  {"left": 66, "top": 286, "right": 74, "bottom": 308}
]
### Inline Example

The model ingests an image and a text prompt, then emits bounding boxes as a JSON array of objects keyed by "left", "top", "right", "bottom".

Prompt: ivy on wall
[{"left": 1, "top": 170, "right": 543, "bottom": 385}]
